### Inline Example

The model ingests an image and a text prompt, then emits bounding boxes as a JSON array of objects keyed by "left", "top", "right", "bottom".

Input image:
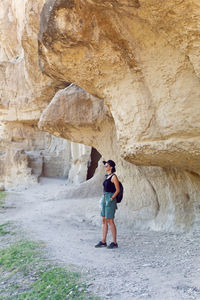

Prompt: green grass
[
  {"left": 0, "top": 238, "right": 99, "bottom": 300},
  {"left": 0, "top": 223, "right": 11, "bottom": 235},
  {"left": 0, "top": 240, "right": 41, "bottom": 274},
  {"left": 0, "top": 191, "right": 6, "bottom": 208},
  {"left": 10, "top": 267, "right": 95, "bottom": 300},
  {"left": 0, "top": 192, "right": 99, "bottom": 299},
  {"left": 0, "top": 191, "right": 6, "bottom": 199}
]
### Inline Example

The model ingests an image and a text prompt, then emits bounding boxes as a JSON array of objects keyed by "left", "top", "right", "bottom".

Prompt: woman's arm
[{"left": 111, "top": 175, "right": 120, "bottom": 201}]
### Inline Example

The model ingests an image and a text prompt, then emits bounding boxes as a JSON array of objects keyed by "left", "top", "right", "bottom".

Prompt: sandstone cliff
[{"left": 1, "top": 0, "right": 200, "bottom": 230}]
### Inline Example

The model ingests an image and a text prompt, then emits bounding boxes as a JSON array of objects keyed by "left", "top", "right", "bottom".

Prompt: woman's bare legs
[
  {"left": 102, "top": 217, "right": 108, "bottom": 243},
  {"left": 107, "top": 219, "right": 117, "bottom": 244}
]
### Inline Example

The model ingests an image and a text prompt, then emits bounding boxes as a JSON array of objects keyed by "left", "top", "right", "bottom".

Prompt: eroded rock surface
[
  {"left": 38, "top": 84, "right": 200, "bottom": 230},
  {"left": 0, "top": 121, "right": 92, "bottom": 190},
  {"left": 38, "top": 84, "right": 115, "bottom": 154},
  {"left": 0, "top": 0, "right": 92, "bottom": 190},
  {"left": 0, "top": 0, "right": 65, "bottom": 123},
  {"left": 0, "top": 0, "right": 200, "bottom": 230},
  {"left": 39, "top": 0, "right": 200, "bottom": 174}
]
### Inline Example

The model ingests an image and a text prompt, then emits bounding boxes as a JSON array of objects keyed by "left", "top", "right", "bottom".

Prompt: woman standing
[{"left": 95, "top": 160, "right": 120, "bottom": 249}]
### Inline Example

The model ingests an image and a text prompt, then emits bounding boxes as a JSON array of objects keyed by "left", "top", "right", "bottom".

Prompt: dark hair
[
  {"left": 112, "top": 166, "right": 116, "bottom": 173},
  {"left": 103, "top": 160, "right": 116, "bottom": 173}
]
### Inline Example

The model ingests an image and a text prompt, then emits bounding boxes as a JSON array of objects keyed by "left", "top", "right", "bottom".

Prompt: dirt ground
[{"left": 1, "top": 178, "right": 200, "bottom": 300}]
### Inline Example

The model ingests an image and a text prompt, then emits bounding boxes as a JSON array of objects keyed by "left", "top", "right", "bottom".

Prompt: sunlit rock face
[
  {"left": 39, "top": 0, "right": 200, "bottom": 175},
  {"left": 38, "top": 84, "right": 115, "bottom": 155},
  {"left": 0, "top": 0, "right": 92, "bottom": 190},
  {"left": 0, "top": 0, "right": 64, "bottom": 123},
  {"left": 68, "top": 142, "right": 92, "bottom": 184}
]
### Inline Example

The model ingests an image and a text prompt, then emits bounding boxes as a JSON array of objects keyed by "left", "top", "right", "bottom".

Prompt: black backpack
[
  {"left": 116, "top": 181, "right": 124, "bottom": 203},
  {"left": 107, "top": 173, "right": 124, "bottom": 203}
]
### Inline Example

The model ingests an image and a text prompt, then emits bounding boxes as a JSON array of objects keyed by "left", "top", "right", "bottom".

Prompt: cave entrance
[{"left": 87, "top": 147, "right": 101, "bottom": 180}]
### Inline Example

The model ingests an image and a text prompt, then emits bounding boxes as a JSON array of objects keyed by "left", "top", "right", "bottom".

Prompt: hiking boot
[
  {"left": 107, "top": 242, "right": 118, "bottom": 249},
  {"left": 95, "top": 241, "right": 107, "bottom": 248}
]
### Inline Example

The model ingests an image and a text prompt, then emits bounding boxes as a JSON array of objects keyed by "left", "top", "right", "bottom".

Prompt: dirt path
[{"left": 1, "top": 178, "right": 200, "bottom": 300}]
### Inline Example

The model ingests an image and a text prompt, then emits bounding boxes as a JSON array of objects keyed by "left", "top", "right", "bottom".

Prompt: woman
[{"left": 95, "top": 160, "right": 120, "bottom": 249}]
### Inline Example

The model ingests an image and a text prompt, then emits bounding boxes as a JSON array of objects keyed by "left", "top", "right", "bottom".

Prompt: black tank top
[{"left": 103, "top": 174, "right": 116, "bottom": 193}]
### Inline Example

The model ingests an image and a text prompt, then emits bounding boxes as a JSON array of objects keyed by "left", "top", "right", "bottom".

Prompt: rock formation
[
  {"left": 39, "top": 0, "right": 200, "bottom": 175},
  {"left": 38, "top": 84, "right": 200, "bottom": 231},
  {"left": 0, "top": 0, "right": 93, "bottom": 190},
  {"left": 0, "top": 120, "right": 92, "bottom": 190},
  {"left": 1, "top": 0, "right": 200, "bottom": 230}
]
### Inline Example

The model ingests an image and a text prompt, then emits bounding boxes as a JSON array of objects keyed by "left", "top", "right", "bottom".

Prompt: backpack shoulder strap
[{"left": 111, "top": 173, "right": 118, "bottom": 181}]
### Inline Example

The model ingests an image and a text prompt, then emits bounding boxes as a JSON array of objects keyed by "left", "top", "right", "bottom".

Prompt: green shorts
[{"left": 100, "top": 192, "right": 117, "bottom": 219}]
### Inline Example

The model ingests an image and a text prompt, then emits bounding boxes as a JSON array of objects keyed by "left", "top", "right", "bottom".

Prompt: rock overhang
[{"left": 38, "top": 0, "right": 200, "bottom": 174}]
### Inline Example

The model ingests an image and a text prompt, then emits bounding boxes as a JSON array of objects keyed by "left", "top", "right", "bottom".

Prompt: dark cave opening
[{"left": 87, "top": 147, "right": 101, "bottom": 180}]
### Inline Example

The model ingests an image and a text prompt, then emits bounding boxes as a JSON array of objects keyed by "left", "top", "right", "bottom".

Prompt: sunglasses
[{"left": 104, "top": 164, "right": 109, "bottom": 168}]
